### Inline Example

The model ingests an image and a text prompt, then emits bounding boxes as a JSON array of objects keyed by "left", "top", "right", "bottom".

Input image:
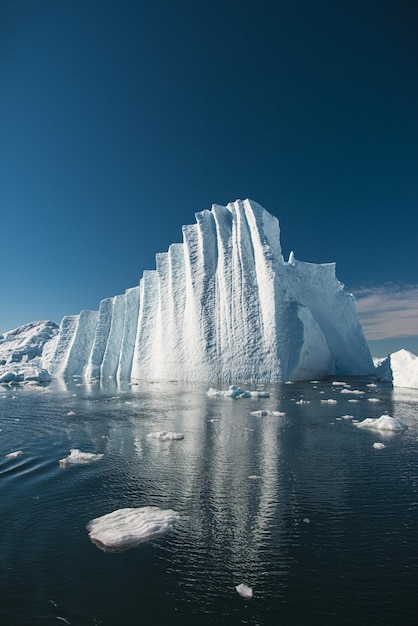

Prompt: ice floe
[
  {"left": 354, "top": 415, "right": 408, "bottom": 431},
  {"left": 373, "top": 442, "right": 386, "bottom": 449},
  {"left": 6, "top": 450, "right": 23, "bottom": 459},
  {"left": 235, "top": 583, "right": 253, "bottom": 599},
  {"left": 59, "top": 449, "right": 104, "bottom": 467},
  {"left": 321, "top": 399, "right": 337, "bottom": 404},
  {"left": 146, "top": 431, "right": 184, "bottom": 441},
  {"left": 88, "top": 506, "right": 181, "bottom": 551},
  {"left": 249, "top": 410, "right": 285, "bottom": 417},
  {"left": 207, "top": 385, "right": 270, "bottom": 398}
]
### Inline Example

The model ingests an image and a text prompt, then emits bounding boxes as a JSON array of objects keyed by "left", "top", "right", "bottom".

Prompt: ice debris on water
[
  {"left": 235, "top": 583, "right": 253, "bottom": 599},
  {"left": 87, "top": 506, "right": 181, "bottom": 551},
  {"left": 373, "top": 442, "right": 386, "bottom": 449},
  {"left": 59, "top": 449, "right": 104, "bottom": 467},
  {"left": 147, "top": 431, "right": 184, "bottom": 441},
  {"left": 249, "top": 410, "right": 285, "bottom": 417},
  {"left": 355, "top": 415, "right": 408, "bottom": 431},
  {"left": 6, "top": 450, "right": 23, "bottom": 459},
  {"left": 207, "top": 385, "right": 270, "bottom": 398},
  {"left": 321, "top": 399, "right": 337, "bottom": 404}
]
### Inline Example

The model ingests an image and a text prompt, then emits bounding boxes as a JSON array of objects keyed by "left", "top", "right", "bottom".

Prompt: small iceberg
[
  {"left": 59, "top": 449, "right": 104, "bottom": 467},
  {"left": 207, "top": 385, "right": 270, "bottom": 398},
  {"left": 354, "top": 415, "right": 408, "bottom": 431},
  {"left": 147, "top": 431, "right": 184, "bottom": 441},
  {"left": 88, "top": 506, "right": 181, "bottom": 552},
  {"left": 373, "top": 442, "right": 386, "bottom": 449},
  {"left": 235, "top": 583, "right": 253, "bottom": 599},
  {"left": 321, "top": 399, "right": 337, "bottom": 404}
]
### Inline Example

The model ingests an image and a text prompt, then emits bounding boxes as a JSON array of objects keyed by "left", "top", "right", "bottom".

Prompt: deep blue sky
[{"left": 1, "top": 0, "right": 417, "bottom": 355}]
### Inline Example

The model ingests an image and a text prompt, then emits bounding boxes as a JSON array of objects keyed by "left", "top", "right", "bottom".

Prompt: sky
[{"left": 1, "top": 0, "right": 417, "bottom": 357}]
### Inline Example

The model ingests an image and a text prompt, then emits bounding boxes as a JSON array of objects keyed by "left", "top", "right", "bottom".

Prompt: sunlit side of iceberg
[{"left": 40, "top": 199, "right": 373, "bottom": 383}]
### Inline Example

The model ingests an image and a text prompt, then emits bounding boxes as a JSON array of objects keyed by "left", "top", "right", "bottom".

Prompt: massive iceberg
[{"left": 36, "top": 199, "right": 374, "bottom": 383}]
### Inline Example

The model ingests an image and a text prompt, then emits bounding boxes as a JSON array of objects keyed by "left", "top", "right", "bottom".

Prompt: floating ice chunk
[
  {"left": 341, "top": 414, "right": 354, "bottom": 420},
  {"left": 348, "top": 399, "right": 359, "bottom": 403},
  {"left": 88, "top": 506, "right": 181, "bottom": 551},
  {"left": 66, "top": 410, "right": 76, "bottom": 416},
  {"left": 332, "top": 381, "right": 350, "bottom": 387},
  {"left": 321, "top": 399, "right": 337, "bottom": 404},
  {"left": 367, "top": 398, "right": 380, "bottom": 402},
  {"left": 373, "top": 442, "right": 386, "bottom": 449},
  {"left": 340, "top": 389, "right": 364, "bottom": 395},
  {"left": 248, "top": 475, "right": 261, "bottom": 480},
  {"left": 207, "top": 385, "right": 270, "bottom": 398},
  {"left": 59, "top": 449, "right": 104, "bottom": 467},
  {"left": 6, "top": 450, "right": 23, "bottom": 458},
  {"left": 235, "top": 583, "right": 253, "bottom": 599},
  {"left": 303, "top": 517, "right": 311, "bottom": 523},
  {"left": 249, "top": 410, "right": 285, "bottom": 417},
  {"left": 367, "top": 383, "right": 377, "bottom": 388},
  {"left": 355, "top": 415, "right": 408, "bottom": 431},
  {"left": 295, "top": 399, "right": 310, "bottom": 404},
  {"left": 147, "top": 431, "right": 184, "bottom": 441}
]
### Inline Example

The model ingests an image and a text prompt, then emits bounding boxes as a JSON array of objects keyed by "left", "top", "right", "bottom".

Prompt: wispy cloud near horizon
[{"left": 353, "top": 285, "right": 418, "bottom": 341}]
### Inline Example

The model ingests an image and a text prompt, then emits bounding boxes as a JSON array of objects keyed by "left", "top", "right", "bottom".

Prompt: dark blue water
[{"left": 1, "top": 377, "right": 417, "bottom": 625}]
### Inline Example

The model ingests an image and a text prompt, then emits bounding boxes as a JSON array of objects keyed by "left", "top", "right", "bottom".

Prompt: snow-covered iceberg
[
  {"left": 374, "top": 349, "right": 418, "bottom": 389},
  {"left": 87, "top": 506, "right": 181, "bottom": 552},
  {"left": 3, "top": 200, "right": 375, "bottom": 383}
]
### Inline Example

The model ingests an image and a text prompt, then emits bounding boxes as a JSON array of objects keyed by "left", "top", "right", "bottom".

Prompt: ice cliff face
[{"left": 41, "top": 199, "right": 374, "bottom": 383}]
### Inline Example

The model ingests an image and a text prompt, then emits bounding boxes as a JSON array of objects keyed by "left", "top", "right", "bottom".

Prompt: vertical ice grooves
[
  {"left": 117, "top": 286, "right": 140, "bottom": 381},
  {"left": 86, "top": 298, "right": 113, "bottom": 380}
]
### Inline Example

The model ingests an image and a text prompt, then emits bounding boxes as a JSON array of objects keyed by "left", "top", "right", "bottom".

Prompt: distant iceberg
[{"left": 374, "top": 349, "right": 418, "bottom": 389}]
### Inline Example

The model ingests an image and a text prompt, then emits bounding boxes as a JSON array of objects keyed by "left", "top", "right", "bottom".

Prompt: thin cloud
[{"left": 353, "top": 286, "right": 418, "bottom": 340}]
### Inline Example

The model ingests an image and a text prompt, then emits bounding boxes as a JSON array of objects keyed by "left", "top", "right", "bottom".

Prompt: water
[{"left": 1, "top": 377, "right": 417, "bottom": 626}]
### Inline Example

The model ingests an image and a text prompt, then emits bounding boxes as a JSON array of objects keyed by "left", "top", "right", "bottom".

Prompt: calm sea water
[{"left": 1, "top": 376, "right": 417, "bottom": 626}]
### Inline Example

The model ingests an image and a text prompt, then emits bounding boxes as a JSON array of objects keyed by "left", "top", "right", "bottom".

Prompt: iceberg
[
  {"left": 2, "top": 200, "right": 375, "bottom": 384},
  {"left": 0, "top": 321, "right": 57, "bottom": 384},
  {"left": 374, "top": 349, "right": 418, "bottom": 389},
  {"left": 87, "top": 506, "right": 181, "bottom": 552},
  {"left": 354, "top": 415, "right": 408, "bottom": 431}
]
